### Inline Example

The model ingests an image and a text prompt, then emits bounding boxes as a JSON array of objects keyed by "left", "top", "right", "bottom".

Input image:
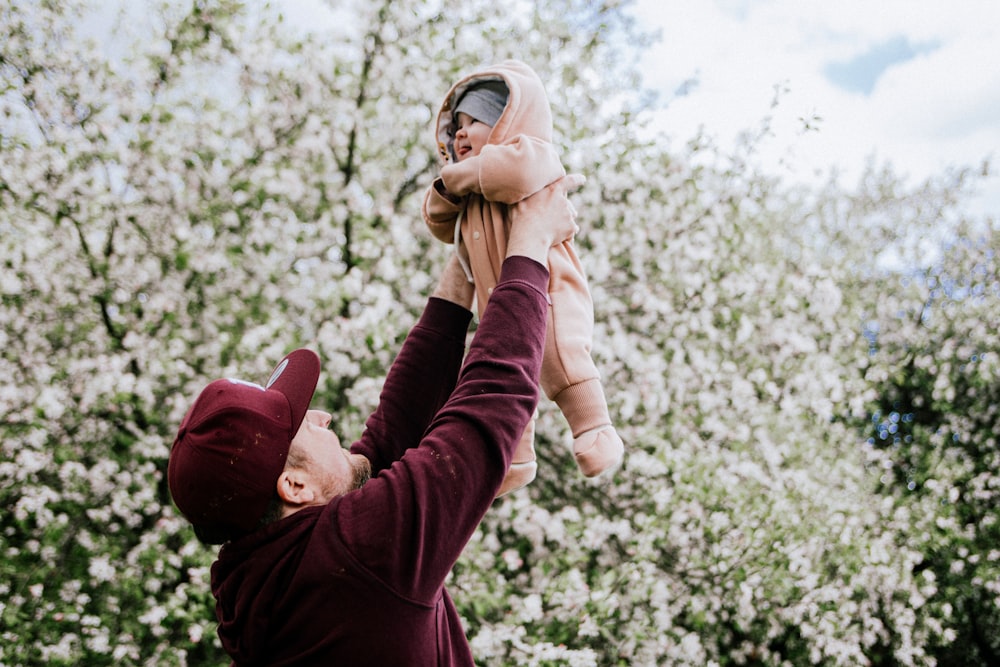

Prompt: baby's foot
[{"left": 572, "top": 426, "right": 624, "bottom": 477}]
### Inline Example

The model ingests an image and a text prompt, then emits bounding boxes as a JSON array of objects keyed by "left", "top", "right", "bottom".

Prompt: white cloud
[{"left": 631, "top": 0, "right": 1000, "bottom": 214}]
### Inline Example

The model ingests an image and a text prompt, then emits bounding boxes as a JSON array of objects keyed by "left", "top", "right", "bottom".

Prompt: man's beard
[
  {"left": 328, "top": 455, "right": 371, "bottom": 497},
  {"left": 349, "top": 456, "right": 372, "bottom": 491}
]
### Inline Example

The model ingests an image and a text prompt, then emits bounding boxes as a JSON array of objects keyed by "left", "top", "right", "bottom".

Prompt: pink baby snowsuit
[{"left": 422, "top": 60, "right": 623, "bottom": 494}]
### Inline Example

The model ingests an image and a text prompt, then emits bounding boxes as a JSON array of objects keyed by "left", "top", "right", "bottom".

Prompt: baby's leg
[
  {"left": 496, "top": 413, "right": 537, "bottom": 497},
  {"left": 543, "top": 243, "right": 624, "bottom": 477}
]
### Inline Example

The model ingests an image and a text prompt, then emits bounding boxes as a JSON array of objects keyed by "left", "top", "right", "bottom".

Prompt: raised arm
[
  {"left": 439, "top": 135, "right": 566, "bottom": 204},
  {"left": 335, "top": 175, "right": 586, "bottom": 602},
  {"left": 348, "top": 254, "right": 475, "bottom": 474}
]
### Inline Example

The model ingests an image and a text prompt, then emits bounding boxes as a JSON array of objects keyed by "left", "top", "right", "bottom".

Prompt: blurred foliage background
[{"left": 1, "top": 0, "right": 997, "bottom": 664}]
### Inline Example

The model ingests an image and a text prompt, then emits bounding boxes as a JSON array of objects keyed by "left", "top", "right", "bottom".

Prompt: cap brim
[{"left": 266, "top": 348, "right": 321, "bottom": 436}]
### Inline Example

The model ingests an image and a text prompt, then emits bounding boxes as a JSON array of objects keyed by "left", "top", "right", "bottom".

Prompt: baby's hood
[{"left": 434, "top": 59, "right": 554, "bottom": 164}]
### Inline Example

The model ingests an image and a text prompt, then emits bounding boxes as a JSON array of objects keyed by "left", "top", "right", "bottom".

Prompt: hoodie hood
[
  {"left": 435, "top": 60, "right": 554, "bottom": 164},
  {"left": 210, "top": 506, "right": 321, "bottom": 664}
]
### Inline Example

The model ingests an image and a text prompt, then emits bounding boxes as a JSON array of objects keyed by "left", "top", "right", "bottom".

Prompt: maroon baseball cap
[{"left": 167, "top": 349, "right": 321, "bottom": 537}]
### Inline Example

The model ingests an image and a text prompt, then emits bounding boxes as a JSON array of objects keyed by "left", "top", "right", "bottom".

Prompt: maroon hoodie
[{"left": 210, "top": 257, "right": 550, "bottom": 666}]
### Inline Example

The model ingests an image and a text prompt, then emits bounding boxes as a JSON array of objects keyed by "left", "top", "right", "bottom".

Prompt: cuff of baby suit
[{"left": 552, "top": 377, "right": 612, "bottom": 437}]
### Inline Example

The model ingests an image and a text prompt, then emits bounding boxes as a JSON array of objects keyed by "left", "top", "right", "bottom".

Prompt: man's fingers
[{"left": 563, "top": 173, "right": 586, "bottom": 192}]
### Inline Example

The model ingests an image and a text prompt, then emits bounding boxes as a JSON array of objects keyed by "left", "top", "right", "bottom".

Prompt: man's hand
[
  {"left": 431, "top": 252, "right": 476, "bottom": 310},
  {"left": 506, "top": 173, "right": 586, "bottom": 266}
]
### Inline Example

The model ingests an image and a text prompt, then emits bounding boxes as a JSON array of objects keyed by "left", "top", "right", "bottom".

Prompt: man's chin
[{"left": 350, "top": 456, "right": 372, "bottom": 491}]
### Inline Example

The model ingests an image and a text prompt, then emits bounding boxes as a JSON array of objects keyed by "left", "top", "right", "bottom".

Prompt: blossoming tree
[{"left": 1, "top": 0, "right": 995, "bottom": 665}]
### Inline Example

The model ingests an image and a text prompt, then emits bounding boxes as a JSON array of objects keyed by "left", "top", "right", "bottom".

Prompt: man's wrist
[
  {"left": 431, "top": 254, "right": 475, "bottom": 309},
  {"left": 505, "top": 233, "right": 551, "bottom": 267}
]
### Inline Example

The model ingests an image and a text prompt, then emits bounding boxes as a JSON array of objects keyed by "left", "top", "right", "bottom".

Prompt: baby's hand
[{"left": 433, "top": 178, "right": 463, "bottom": 205}]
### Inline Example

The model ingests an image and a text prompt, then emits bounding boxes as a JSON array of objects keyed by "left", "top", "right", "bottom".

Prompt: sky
[
  {"left": 628, "top": 0, "right": 1000, "bottom": 217},
  {"left": 94, "top": 0, "right": 998, "bottom": 219}
]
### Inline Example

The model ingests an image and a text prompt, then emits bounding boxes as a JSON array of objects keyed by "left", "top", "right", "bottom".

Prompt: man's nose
[{"left": 309, "top": 410, "right": 332, "bottom": 428}]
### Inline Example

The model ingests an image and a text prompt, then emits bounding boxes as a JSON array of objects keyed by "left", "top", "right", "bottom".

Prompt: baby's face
[{"left": 453, "top": 112, "right": 492, "bottom": 161}]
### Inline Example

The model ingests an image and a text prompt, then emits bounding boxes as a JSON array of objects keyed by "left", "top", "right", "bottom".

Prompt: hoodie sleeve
[
  {"left": 421, "top": 178, "right": 464, "bottom": 244},
  {"left": 349, "top": 296, "right": 472, "bottom": 473},
  {"left": 333, "top": 256, "right": 550, "bottom": 604},
  {"left": 440, "top": 135, "right": 565, "bottom": 204}
]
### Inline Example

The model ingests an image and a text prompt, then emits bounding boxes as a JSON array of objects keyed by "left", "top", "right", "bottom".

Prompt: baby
[{"left": 422, "top": 60, "right": 624, "bottom": 495}]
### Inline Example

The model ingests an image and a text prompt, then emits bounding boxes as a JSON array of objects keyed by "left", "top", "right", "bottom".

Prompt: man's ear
[{"left": 276, "top": 469, "right": 316, "bottom": 506}]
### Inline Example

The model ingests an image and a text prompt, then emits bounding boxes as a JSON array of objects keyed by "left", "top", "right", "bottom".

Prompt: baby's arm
[
  {"left": 422, "top": 178, "right": 465, "bottom": 244},
  {"left": 438, "top": 155, "right": 484, "bottom": 199},
  {"left": 440, "top": 136, "right": 565, "bottom": 205}
]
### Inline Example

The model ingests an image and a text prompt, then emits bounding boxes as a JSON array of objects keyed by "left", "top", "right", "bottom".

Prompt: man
[{"left": 167, "top": 174, "right": 584, "bottom": 666}]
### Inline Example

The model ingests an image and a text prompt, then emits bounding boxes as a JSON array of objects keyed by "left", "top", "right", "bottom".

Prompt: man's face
[
  {"left": 289, "top": 410, "right": 370, "bottom": 503},
  {"left": 453, "top": 112, "right": 492, "bottom": 161}
]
